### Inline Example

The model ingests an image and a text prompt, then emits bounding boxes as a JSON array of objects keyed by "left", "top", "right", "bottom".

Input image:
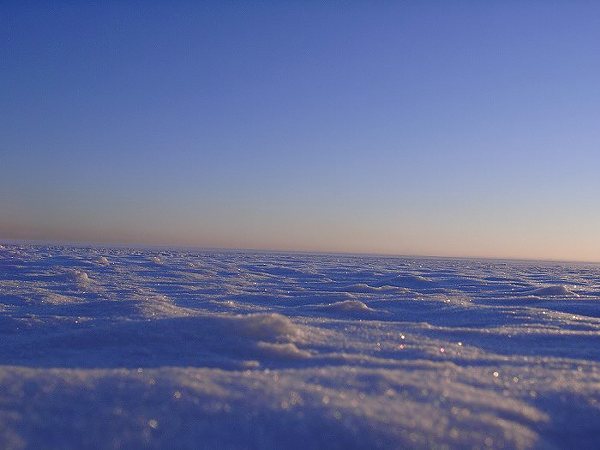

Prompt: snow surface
[{"left": 1, "top": 244, "right": 600, "bottom": 449}]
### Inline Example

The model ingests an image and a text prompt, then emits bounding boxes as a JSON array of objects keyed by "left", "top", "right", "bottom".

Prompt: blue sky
[{"left": 2, "top": 2, "right": 599, "bottom": 260}]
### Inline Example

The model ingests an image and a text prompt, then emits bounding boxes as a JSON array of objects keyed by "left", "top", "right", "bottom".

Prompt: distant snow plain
[{"left": 1, "top": 244, "right": 600, "bottom": 449}]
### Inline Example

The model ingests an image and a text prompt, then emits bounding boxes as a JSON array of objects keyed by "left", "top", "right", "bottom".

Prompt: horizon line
[{"left": 2, "top": 236, "right": 598, "bottom": 266}]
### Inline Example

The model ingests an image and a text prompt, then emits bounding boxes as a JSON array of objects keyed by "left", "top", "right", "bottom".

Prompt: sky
[{"left": 1, "top": 1, "right": 600, "bottom": 261}]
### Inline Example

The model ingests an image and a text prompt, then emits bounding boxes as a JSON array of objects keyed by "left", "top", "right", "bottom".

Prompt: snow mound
[
  {"left": 136, "top": 295, "right": 191, "bottom": 318},
  {"left": 319, "top": 300, "right": 375, "bottom": 313},
  {"left": 256, "top": 342, "right": 311, "bottom": 359},
  {"left": 529, "top": 285, "right": 578, "bottom": 297},
  {"left": 65, "top": 269, "right": 90, "bottom": 284},
  {"left": 96, "top": 256, "right": 109, "bottom": 265},
  {"left": 384, "top": 274, "right": 435, "bottom": 288},
  {"left": 233, "top": 313, "right": 302, "bottom": 342}
]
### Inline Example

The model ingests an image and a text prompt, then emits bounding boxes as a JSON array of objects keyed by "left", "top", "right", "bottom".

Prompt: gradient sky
[{"left": 2, "top": 2, "right": 600, "bottom": 261}]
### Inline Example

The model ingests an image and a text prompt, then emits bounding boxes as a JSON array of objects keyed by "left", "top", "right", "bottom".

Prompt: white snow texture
[{"left": 1, "top": 244, "right": 600, "bottom": 449}]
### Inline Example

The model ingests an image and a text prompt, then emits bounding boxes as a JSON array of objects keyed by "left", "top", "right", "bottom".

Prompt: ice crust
[{"left": 1, "top": 244, "right": 600, "bottom": 449}]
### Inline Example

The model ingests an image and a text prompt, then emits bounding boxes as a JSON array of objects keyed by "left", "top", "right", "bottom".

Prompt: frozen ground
[{"left": 1, "top": 244, "right": 600, "bottom": 449}]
